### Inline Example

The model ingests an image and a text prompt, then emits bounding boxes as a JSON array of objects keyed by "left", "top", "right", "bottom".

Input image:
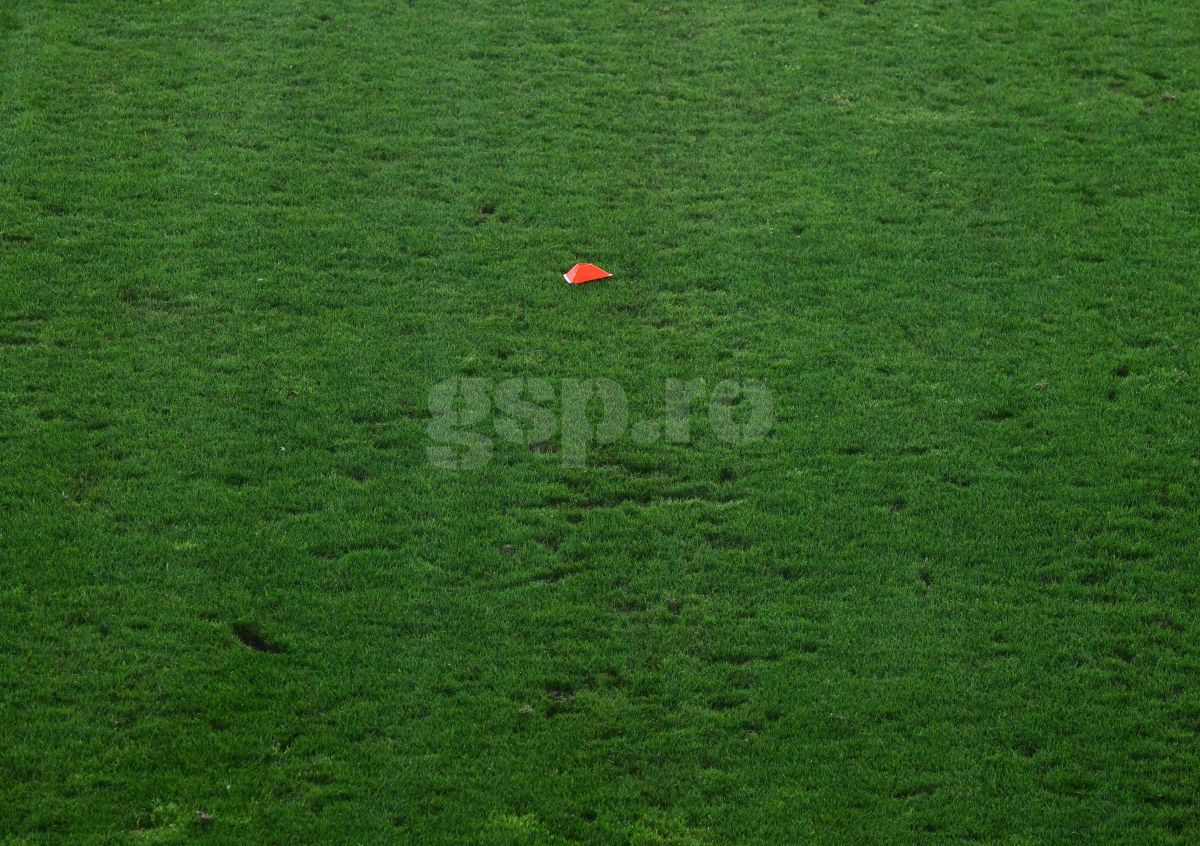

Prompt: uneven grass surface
[{"left": 2, "top": 1, "right": 1200, "bottom": 843}]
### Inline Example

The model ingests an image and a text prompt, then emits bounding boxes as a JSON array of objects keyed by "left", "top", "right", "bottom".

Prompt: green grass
[{"left": 2, "top": 0, "right": 1199, "bottom": 842}]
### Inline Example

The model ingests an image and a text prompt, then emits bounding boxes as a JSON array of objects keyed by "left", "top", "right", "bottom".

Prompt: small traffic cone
[{"left": 564, "top": 263, "right": 611, "bottom": 285}]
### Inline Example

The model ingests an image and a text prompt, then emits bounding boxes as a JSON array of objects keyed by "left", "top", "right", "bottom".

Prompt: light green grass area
[{"left": 2, "top": 1, "right": 1199, "bottom": 842}]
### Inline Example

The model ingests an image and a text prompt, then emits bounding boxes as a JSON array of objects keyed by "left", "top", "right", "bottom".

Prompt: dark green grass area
[{"left": 3, "top": 0, "right": 1200, "bottom": 842}]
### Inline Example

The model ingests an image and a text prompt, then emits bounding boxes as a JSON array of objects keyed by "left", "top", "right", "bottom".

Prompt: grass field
[{"left": 3, "top": 1, "right": 1200, "bottom": 842}]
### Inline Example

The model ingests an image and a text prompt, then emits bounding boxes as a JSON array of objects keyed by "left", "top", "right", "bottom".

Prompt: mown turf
[{"left": 2, "top": 1, "right": 1199, "bottom": 843}]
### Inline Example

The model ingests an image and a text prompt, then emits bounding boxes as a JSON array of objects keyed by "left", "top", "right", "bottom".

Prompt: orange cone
[{"left": 564, "top": 263, "right": 611, "bottom": 285}]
